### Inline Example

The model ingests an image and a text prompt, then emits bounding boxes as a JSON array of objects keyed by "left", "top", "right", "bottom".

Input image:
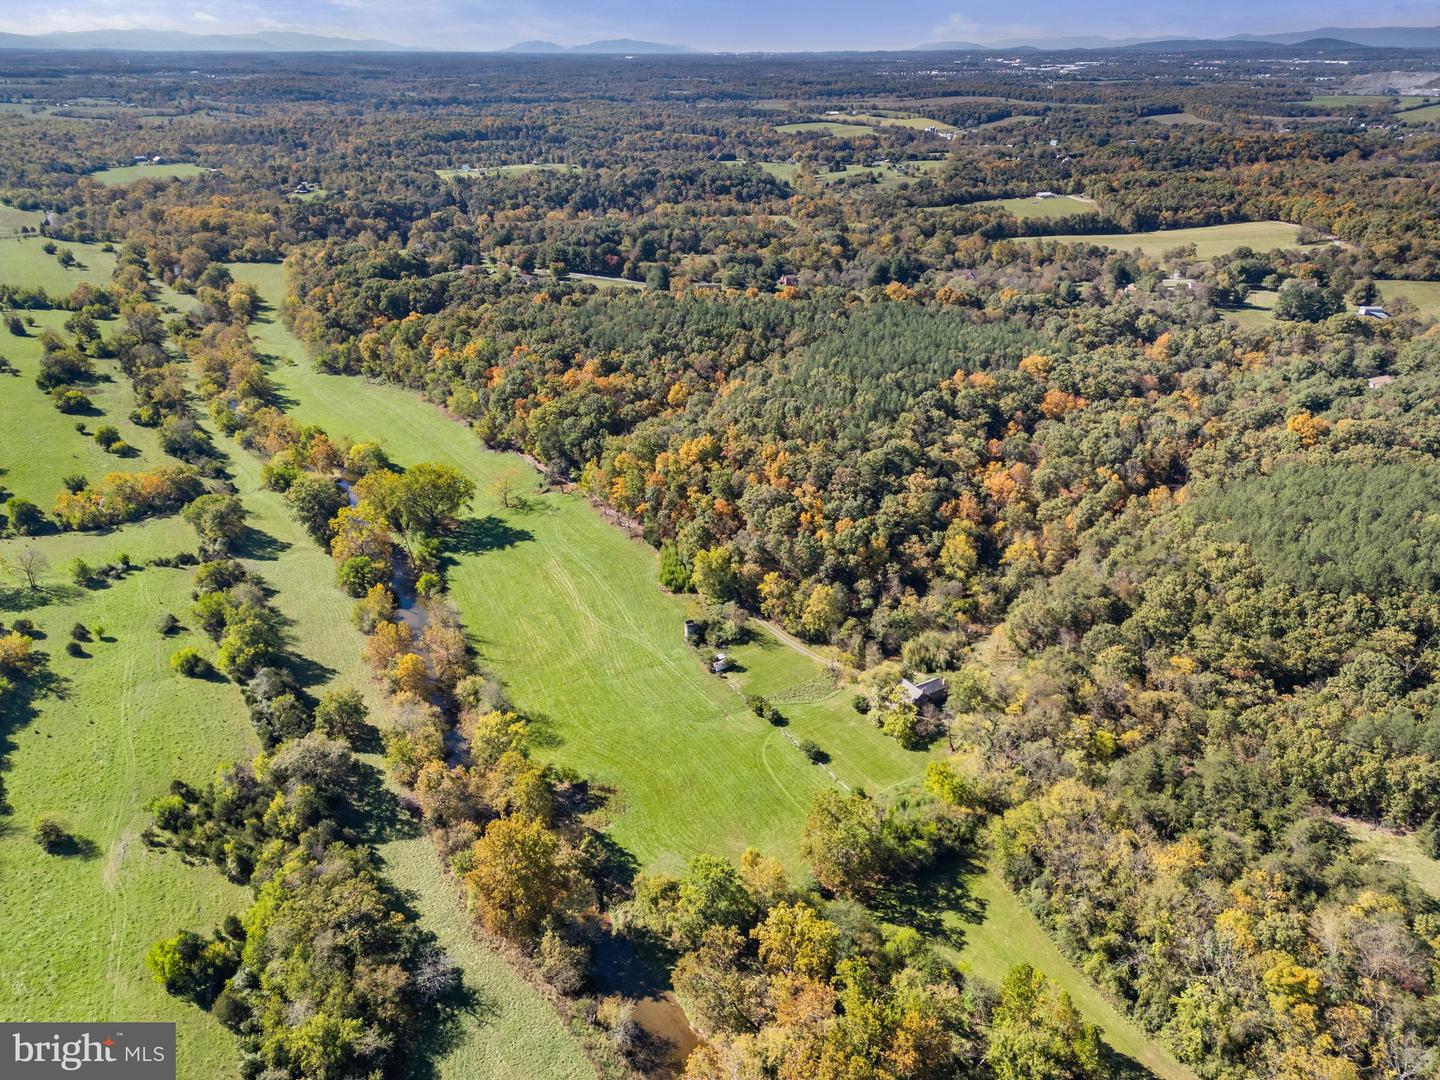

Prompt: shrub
[
  {"left": 799, "top": 739, "right": 826, "bottom": 763},
  {"left": 156, "top": 612, "right": 180, "bottom": 636},
  {"left": 93, "top": 424, "right": 121, "bottom": 449},
  {"left": 171, "top": 648, "right": 209, "bottom": 678},
  {"left": 337, "top": 555, "right": 386, "bottom": 597},
  {"left": 69, "top": 557, "right": 97, "bottom": 587},
  {"left": 7, "top": 497, "right": 44, "bottom": 535},
  {"left": 32, "top": 815, "right": 68, "bottom": 852},
  {"left": 70, "top": 622, "right": 91, "bottom": 642},
  {"left": 50, "top": 387, "right": 92, "bottom": 413},
  {"left": 65, "top": 640, "right": 86, "bottom": 658},
  {"left": 415, "top": 571, "right": 442, "bottom": 597},
  {"left": 852, "top": 694, "right": 872, "bottom": 714}
]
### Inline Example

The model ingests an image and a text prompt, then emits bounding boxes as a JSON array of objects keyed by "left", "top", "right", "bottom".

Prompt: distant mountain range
[
  {"left": 0, "top": 24, "right": 1436, "bottom": 55},
  {"left": 0, "top": 29, "right": 416, "bottom": 52},
  {"left": 501, "top": 39, "right": 696, "bottom": 55},
  {"left": 914, "top": 25, "right": 1440, "bottom": 51}
]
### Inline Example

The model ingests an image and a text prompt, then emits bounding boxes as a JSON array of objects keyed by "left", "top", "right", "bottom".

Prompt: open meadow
[
  {"left": 1035, "top": 220, "right": 1314, "bottom": 261},
  {"left": 88, "top": 162, "right": 208, "bottom": 186}
]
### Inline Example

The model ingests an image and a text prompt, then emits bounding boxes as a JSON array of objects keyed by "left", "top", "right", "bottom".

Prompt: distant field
[
  {"left": 0, "top": 236, "right": 118, "bottom": 296},
  {"left": 1143, "top": 111, "right": 1218, "bottom": 126},
  {"left": 437, "top": 163, "right": 579, "bottom": 180},
  {"left": 1036, "top": 220, "right": 1312, "bottom": 261},
  {"left": 952, "top": 194, "right": 1097, "bottom": 219},
  {"left": 1396, "top": 102, "right": 1440, "bottom": 125},
  {"left": 776, "top": 120, "right": 875, "bottom": 136},
  {"left": 750, "top": 160, "right": 943, "bottom": 187},
  {"left": 821, "top": 111, "right": 952, "bottom": 130},
  {"left": 88, "top": 163, "right": 207, "bottom": 186}
]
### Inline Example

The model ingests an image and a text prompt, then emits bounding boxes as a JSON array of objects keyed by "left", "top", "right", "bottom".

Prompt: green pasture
[
  {"left": 1396, "top": 102, "right": 1440, "bottom": 124},
  {"left": 1380, "top": 279, "right": 1440, "bottom": 317},
  {"left": 775, "top": 121, "right": 875, "bottom": 136},
  {"left": 1036, "top": 220, "right": 1313, "bottom": 261},
  {"left": 949, "top": 194, "right": 1097, "bottom": 219},
  {"left": 0, "top": 203, "right": 43, "bottom": 237},
  {"left": 0, "top": 309, "right": 175, "bottom": 506},
  {"left": 0, "top": 236, "right": 118, "bottom": 297},
  {"left": 88, "top": 163, "right": 207, "bottom": 186},
  {"left": 0, "top": 515, "right": 256, "bottom": 1078}
]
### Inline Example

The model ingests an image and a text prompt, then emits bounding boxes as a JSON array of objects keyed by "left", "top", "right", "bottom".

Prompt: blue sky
[{"left": 6, "top": 0, "right": 1438, "bottom": 51}]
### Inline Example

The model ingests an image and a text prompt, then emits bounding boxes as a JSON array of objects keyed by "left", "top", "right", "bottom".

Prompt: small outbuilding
[
  {"left": 1367, "top": 375, "right": 1396, "bottom": 389},
  {"left": 900, "top": 676, "right": 947, "bottom": 705},
  {"left": 1357, "top": 305, "right": 1390, "bottom": 320},
  {"left": 711, "top": 653, "right": 732, "bottom": 674}
]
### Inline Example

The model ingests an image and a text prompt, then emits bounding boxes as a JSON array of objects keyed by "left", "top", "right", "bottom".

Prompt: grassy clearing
[
  {"left": 0, "top": 203, "right": 43, "bottom": 237},
  {"left": 937, "top": 870, "right": 1194, "bottom": 1080},
  {"left": 0, "top": 236, "right": 118, "bottom": 296},
  {"left": 1035, "top": 221, "right": 1313, "bottom": 261},
  {"left": 775, "top": 121, "right": 875, "bottom": 136},
  {"left": 1380, "top": 279, "right": 1440, "bottom": 318},
  {"left": 230, "top": 261, "right": 1195, "bottom": 1077},
  {"left": 819, "top": 112, "right": 951, "bottom": 130},
  {"left": 747, "top": 160, "right": 943, "bottom": 187},
  {"left": 943, "top": 194, "right": 1096, "bottom": 219},
  {"left": 1223, "top": 287, "right": 1279, "bottom": 329},
  {"left": 1142, "top": 112, "right": 1218, "bottom": 126},
  {"left": 88, "top": 163, "right": 208, "bottom": 186},
  {"left": 437, "top": 163, "right": 579, "bottom": 180},
  {"left": 1396, "top": 102, "right": 1440, "bottom": 125},
  {"left": 0, "top": 516, "right": 255, "bottom": 1077},
  {"left": 0, "top": 309, "right": 175, "bottom": 505},
  {"left": 1338, "top": 819, "right": 1440, "bottom": 898}
]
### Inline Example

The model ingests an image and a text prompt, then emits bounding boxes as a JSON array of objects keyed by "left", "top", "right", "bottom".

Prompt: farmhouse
[
  {"left": 1034, "top": 190, "right": 1058, "bottom": 199},
  {"left": 1367, "top": 374, "right": 1396, "bottom": 389},
  {"left": 900, "top": 676, "right": 947, "bottom": 705},
  {"left": 1356, "top": 305, "right": 1390, "bottom": 320}
]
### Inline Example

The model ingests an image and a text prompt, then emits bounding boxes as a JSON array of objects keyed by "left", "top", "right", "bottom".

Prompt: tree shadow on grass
[
  {"left": 233, "top": 524, "right": 291, "bottom": 562},
  {"left": 346, "top": 757, "right": 422, "bottom": 847},
  {"left": 46, "top": 832, "right": 102, "bottom": 859},
  {"left": 447, "top": 516, "right": 534, "bottom": 558},
  {"left": 869, "top": 851, "right": 988, "bottom": 948},
  {"left": 0, "top": 583, "right": 81, "bottom": 613}
]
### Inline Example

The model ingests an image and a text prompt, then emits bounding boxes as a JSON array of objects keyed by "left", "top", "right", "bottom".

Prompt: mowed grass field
[
  {"left": 1381, "top": 279, "right": 1440, "bottom": 318},
  {"left": 775, "top": 120, "right": 875, "bottom": 136},
  {"left": 0, "top": 236, "right": 118, "bottom": 297},
  {"left": 747, "top": 160, "right": 944, "bottom": 187},
  {"left": 230, "top": 261, "right": 1197, "bottom": 1079},
  {"left": 88, "top": 163, "right": 208, "bottom": 186},
  {"left": 0, "top": 202, "right": 43, "bottom": 237},
  {"left": 0, "top": 309, "right": 175, "bottom": 505},
  {"left": 942, "top": 194, "right": 1096, "bottom": 219},
  {"left": 1036, "top": 220, "right": 1313, "bottom": 261},
  {"left": 0, "top": 513, "right": 255, "bottom": 1078}
]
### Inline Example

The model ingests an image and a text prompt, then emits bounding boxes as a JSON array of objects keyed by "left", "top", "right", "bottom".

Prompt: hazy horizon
[{"left": 3, "top": 0, "right": 1438, "bottom": 53}]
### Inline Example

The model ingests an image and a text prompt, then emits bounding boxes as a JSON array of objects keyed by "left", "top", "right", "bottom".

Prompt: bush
[
  {"left": 156, "top": 612, "right": 180, "bottom": 636},
  {"left": 61, "top": 473, "right": 87, "bottom": 494},
  {"left": 852, "top": 693, "right": 872, "bottom": 715},
  {"left": 415, "top": 571, "right": 442, "bottom": 597},
  {"left": 338, "top": 555, "right": 386, "bottom": 597},
  {"left": 70, "top": 622, "right": 91, "bottom": 642},
  {"left": 7, "top": 498, "right": 44, "bottom": 535},
  {"left": 50, "top": 387, "right": 92, "bottom": 413},
  {"left": 799, "top": 739, "right": 827, "bottom": 764},
  {"left": 32, "top": 815, "right": 68, "bottom": 852},
  {"left": 93, "top": 424, "right": 121, "bottom": 449},
  {"left": 171, "top": 648, "right": 210, "bottom": 678},
  {"left": 69, "top": 557, "right": 96, "bottom": 587},
  {"left": 65, "top": 640, "right": 86, "bottom": 658}
]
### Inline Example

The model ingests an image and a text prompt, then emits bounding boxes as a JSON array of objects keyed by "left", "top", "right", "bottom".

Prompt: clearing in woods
[
  {"left": 228, "top": 261, "right": 1198, "bottom": 1080},
  {"left": 1033, "top": 220, "right": 1317, "bottom": 261}
]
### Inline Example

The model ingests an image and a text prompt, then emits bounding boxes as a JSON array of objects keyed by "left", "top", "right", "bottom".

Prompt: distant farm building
[
  {"left": 711, "top": 653, "right": 732, "bottom": 674},
  {"left": 900, "top": 676, "right": 947, "bottom": 705},
  {"left": 1357, "top": 305, "right": 1390, "bottom": 320},
  {"left": 1034, "top": 190, "right": 1058, "bottom": 199},
  {"left": 1367, "top": 374, "right": 1396, "bottom": 389}
]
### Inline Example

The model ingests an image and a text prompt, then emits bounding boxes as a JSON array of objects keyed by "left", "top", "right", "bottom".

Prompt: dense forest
[{"left": 2, "top": 41, "right": 1440, "bottom": 1080}]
